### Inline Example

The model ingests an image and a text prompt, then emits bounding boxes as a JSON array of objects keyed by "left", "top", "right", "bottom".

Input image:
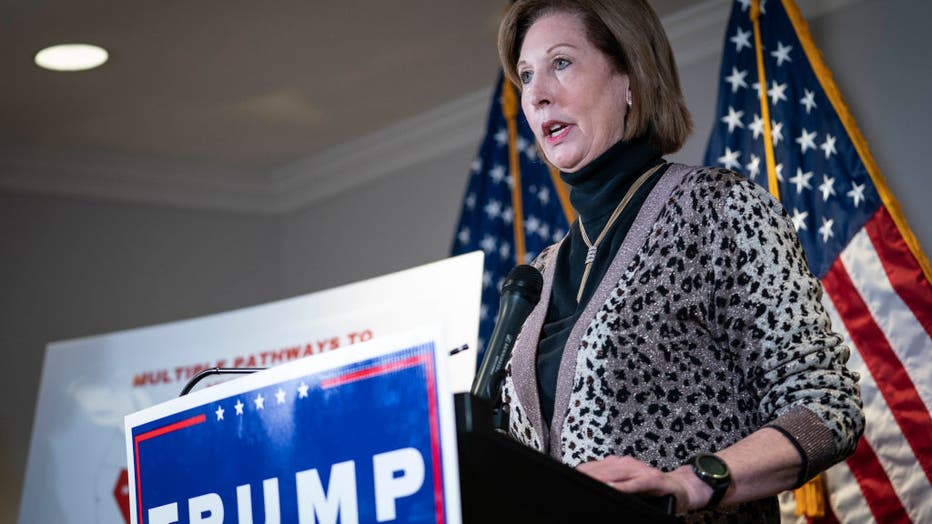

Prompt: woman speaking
[{"left": 495, "top": 0, "right": 864, "bottom": 520}]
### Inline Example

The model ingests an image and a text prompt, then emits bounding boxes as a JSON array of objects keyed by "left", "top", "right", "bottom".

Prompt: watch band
[{"left": 690, "top": 453, "right": 731, "bottom": 509}]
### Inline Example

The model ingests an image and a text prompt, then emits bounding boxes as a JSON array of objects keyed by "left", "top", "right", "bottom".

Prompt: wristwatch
[{"left": 689, "top": 453, "right": 731, "bottom": 508}]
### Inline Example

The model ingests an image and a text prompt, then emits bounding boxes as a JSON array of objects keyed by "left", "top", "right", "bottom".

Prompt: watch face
[{"left": 697, "top": 454, "right": 729, "bottom": 479}]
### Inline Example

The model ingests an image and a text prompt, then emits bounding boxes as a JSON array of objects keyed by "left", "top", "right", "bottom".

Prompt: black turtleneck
[{"left": 536, "top": 135, "right": 667, "bottom": 427}]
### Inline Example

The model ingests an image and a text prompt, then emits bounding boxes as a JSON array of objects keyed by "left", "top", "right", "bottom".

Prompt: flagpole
[
  {"left": 548, "top": 165, "right": 577, "bottom": 224},
  {"left": 501, "top": 77, "right": 528, "bottom": 265},
  {"left": 751, "top": 0, "right": 781, "bottom": 201}
]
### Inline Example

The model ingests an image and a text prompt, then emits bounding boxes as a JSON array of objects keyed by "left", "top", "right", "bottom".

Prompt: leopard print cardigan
[{"left": 501, "top": 164, "right": 864, "bottom": 522}]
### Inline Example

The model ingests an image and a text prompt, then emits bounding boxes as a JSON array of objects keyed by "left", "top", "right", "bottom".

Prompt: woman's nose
[{"left": 525, "top": 76, "right": 552, "bottom": 108}]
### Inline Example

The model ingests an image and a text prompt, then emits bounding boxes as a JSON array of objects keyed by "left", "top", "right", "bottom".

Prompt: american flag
[
  {"left": 451, "top": 74, "right": 573, "bottom": 360},
  {"left": 705, "top": 0, "right": 932, "bottom": 522}
]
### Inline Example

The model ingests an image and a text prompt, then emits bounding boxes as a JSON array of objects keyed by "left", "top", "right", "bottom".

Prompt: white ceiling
[{"left": 0, "top": 0, "right": 756, "bottom": 211}]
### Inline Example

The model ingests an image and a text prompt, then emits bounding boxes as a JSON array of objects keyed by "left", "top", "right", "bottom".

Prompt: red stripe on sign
[
  {"left": 845, "top": 438, "right": 911, "bottom": 523},
  {"left": 823, "top": 260, "right": 932, "bottom": 486},
  {"left": 320, "top": 354, "right": 424, "bottom": 389},
  {"left": 424, "top": 354, "right": 445, "bottom": 524},
  {"left": 864, "top": 206, "right": 932, "bottom": 337},
  {"left": 133, "top": 414, "right": 206, "bottom": 524}
]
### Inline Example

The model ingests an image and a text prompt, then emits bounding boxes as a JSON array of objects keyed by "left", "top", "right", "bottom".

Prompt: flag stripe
[
  {"left": 822, "top": 462, "right": 875, "bottom": 524},
  {"left": 843, "top": 216, "right": 932, "bottom": 414},
  {"left": 845, "top": 438, "right": 912, "bottom": 523},
  {"left": 823, "top": 296, "right": 932, "bottom": 523},
  {"left": 822, "top": 259, "right": 932, "bottom": 488},
  {"left": 863, "top": 206, "right": 932, "bottom": 338}
]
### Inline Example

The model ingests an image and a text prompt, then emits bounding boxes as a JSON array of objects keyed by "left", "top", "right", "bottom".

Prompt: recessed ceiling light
[{"left": 34, "top": 43, "right": 109, "bottom": 72}]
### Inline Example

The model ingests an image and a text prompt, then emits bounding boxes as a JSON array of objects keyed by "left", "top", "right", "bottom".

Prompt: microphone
[{"left": 471, "top": 264, "right": 544, "bottom": 404}]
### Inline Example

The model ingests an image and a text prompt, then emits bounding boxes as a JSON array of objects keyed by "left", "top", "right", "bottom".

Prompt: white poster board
[
  {"left": 126, "top": 329, "right": 461, "bottom": 524},
  {"left": 19, "top": 252, "right": 482, "bottom": 524}
]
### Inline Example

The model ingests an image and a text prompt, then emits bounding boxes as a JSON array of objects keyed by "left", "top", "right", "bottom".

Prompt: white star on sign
[
  {"left": 771, "top": 121, "right": 784, "bottom": 146},
  {"left": 776, "top": 163, "right": 785, "bottom": 182},
  {"left": 457, "top": 227, "right": 470, "bottom": 245},
  {"left": 800, "top": 89, "right": 817, "bottom": 114},
  {"left": 501, "top": 207, "right": 514, "bottom": 224},
  {"left": 234, "top": 399, "right": 244, "bottom": 416},
  {"left": 538, "top": 186, "right": 550, "bottom": 204},
  {"left": 465, "top": 193, "right": 476, "bottom": 210},
  {"left": 483, "top": 270, "right": 492, "bottom": 288},
  {"left": 746, "top": 154, "right": 761, "bottom": 180},
  {"left": 215, "top": 405, "right": 225, "bottom": 421},
  {"left": 789, "top": 168, "right": 814, "bottom": 194},
  {"left": 749, "top": 114, "right": 764, "bottom": 140},
  {"left": 771, "top": 41, "right": 793, "bottom": 66},
  {"left": 480, "top": 304, "right": 489, "bottom": 321},
  {"left": 847, "top": 182, "right": 866, "bottom": 208},
  {"left": 821, "top": 134, "right": 837, "bottom": 159},
  {"left": 768, "top": 81, "right": 788, "bottom": 105},
  {"left": 721, "top": 106, "right": 745, "bottom": 133},
  {"left": 791, "top": 208, "right": 809, "bottom": 232},
  {"left": 819, "top": 217, "right": 835, "bottom": 243},
  {"left": 718, "top": 147, "right": 742, "bottom": 171},
  {"left": 795, "top": 128, "right": 818, "bottom": 154},
  {"left": 819, "top": 175, "right": 837, "bottom": 201},
  {"left": 499, "top": 242, "right": 511, "bottom": 260},
  {"left": 298, "top": 382, "right": 309, "bottom": 398},
  {"left": 254, "top": 393, "right": 265, "bottom": 410},
  {"left": 738, "top": 0, "right": 751, "bottom": 10},
  {"left": 731, "top": 27, "right": 752, "bottom": 53},
  {"left": 494, "top": 128, "right": 508, "bottom": 146},
  {"left": 725, "top": 67, "right": 748, "bottom": 93},
  {"left": 470, "top": 158, "right": 482, "bottom": 174},
  {"left": 275, "top": 387, "right": 286, "bottom": 404}
]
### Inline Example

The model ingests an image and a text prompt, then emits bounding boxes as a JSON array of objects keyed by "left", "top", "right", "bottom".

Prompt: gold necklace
[{"left": 576, "top": 163, "right": 664, "bottom": 303}]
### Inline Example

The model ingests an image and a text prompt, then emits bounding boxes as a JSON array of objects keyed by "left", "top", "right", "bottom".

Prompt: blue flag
[
  {"left": 451, "top": 74, "right": 573, "bottom": 359},
  {"left": 705, "top": 1, "right": 932, "bottom": 521}
]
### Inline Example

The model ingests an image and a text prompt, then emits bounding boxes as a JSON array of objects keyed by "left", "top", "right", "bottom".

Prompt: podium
[
  {"left": 455, "top": 394, "right": 678, "bottom": 523},
  {"left": 125, "top": 337, "right": 678, "bottom": 523}
]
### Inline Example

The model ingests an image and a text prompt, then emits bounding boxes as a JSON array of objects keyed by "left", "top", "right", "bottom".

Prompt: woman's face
[{"left": 517, "top": 11, "right": 630, "bottom": 173}]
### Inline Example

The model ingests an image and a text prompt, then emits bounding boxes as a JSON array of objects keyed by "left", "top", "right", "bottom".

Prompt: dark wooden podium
[{"left": 455, "top": 393, "right": 680, "bottom": 523}]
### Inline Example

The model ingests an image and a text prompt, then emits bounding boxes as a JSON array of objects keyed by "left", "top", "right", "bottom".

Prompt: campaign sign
[{"left": 125, "top": 333, "right": 461, "bottom": 524}]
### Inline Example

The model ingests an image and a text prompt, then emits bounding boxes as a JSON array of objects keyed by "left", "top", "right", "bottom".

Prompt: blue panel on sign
[{"left": 131, "top": 343, "right": 445, "bottom": 524}]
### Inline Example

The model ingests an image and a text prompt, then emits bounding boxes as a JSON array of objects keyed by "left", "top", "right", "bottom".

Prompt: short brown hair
[{"left": 498, "top": 0, "right": 692, "bottom": 154}]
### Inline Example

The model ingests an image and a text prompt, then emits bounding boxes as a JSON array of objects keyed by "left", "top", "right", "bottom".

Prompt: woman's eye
[
  {"left": 519, "top": 70, "right": 532, "bottom": 85},
  {"left": 554, "top": 58, "right": 571, "bottom": 70}
]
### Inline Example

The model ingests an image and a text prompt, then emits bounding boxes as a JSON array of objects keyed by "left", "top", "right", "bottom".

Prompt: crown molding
[
  {"left": 0, "top": 146, "right": 278, "bottom": 214},
  {"left": 270, "top": 87, "right": 491, "bottom": 213},
  {"left": 0, "top": 0, "right": 866, "bottom": 215}
]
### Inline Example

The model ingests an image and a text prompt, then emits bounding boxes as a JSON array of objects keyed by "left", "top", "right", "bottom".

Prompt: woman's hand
[
  {"left": 576, "top": 455, "right": 713, "bottom": 515},
  {"left": 576, "top": 427, "right": 804, "bottom": 514}
]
